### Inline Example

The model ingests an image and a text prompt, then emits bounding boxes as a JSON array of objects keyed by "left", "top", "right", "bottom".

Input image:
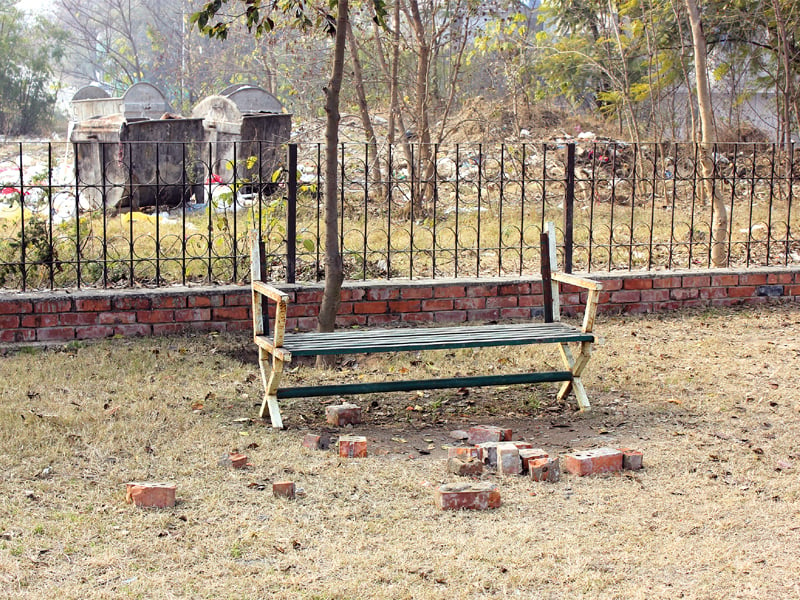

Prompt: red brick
[
  {"left": 335, "top": 314, "right": 367, "bottom": 327},
  {"left": 623, "top": 278, "right": 653, "bottom": 290},
  {"left": 529, "top": 457, "right": 560, "bottom": 482},
  {"left": 326, "top": 403, "right": 362, "bottom": 427},
  {"left": 37, "top": 327, "right": 75, "bottom": 341},
  {"left": 75, "top": 325, "right": 114, "bottom": 339},
  {"left": 653, "top": 301, "right": 683, "bottom": 312},
  {"left": 682, "top": 275, "right": 711, "bottom": 288},
  {"left": 596, "top": 278, "right": 623, "bottom": 291},
  {"left": 477, "top": 442, "right": 500, "bottom": 467},
  {"left": 433, "top": 310, "right": 467, "bottom": 323},
  {"left": 434, "top": 482, "right": 501, "bottom": 510},
  {"left": 60, "top": 312, "right": 99, "bottom": 326},
  {"left": 560, "top": 293, "right": 582, "bottom": 306},
  {"left": 670, "top": 288, "right": 699, "bottom": 301},
  {"left": 295, "top": 290, "right": 323, "bottom": 304},
  {"left": 148, "top": 296, "right": 184, "bottom": 309},
  {"left": 136, "top": 309, "right": 174, "bottom": 324},
  {"left": 174, "top": 308, "right": 212, "bottom": 322},
  {"left": 619, "top": 448, "right": 643, "bottom": 471},
  {"left": 230, "top": 453, "right": 249, "bottom": 468},
  {"left": 401, "top": 313, "right": 434, "bottom": 324},
  {"left": 712, "top": 274, "right": 738, "bottom": 286},
  {"left": 98, "top": 312, "right": 136, "bottom": 325},
  {"left": 726, "top": 286, "right": 757, "bottom": 298},
  {"left": 486, "top": 296, "right": 518, "bottom": 309},
  {"left": 21, "top": 314, "right": 59, "bottom": 328},
  {"left": 367, "top": 314, "right": 400, "bottom": 326},
  {"left": 35, "top": 299, "right": 72, "bottom": 313},
  {"left": 623, "top": 303, "right": 652, "bottom": 314},
  {"left": 0, "top": 315, "right": 20, "bottom": 328},
  {"left": 354, "top": 301, "right": 388, "bottom": 315},
  {"left": 467, "top": 308, "right": 500, "bottom": 321},
  {"left": 0, "top": 329, "right": 35, "bottom": 343},
  {"left": 367, "top": 288, "right": 399, "bottom": 301},
  {"left": 114, "top": 324, "right": 152, "bottom": 337},
  {"left": 212, "top": 306, "right": 250, "bottom": 320},
  {"left": 187, "top": 321, "right": 227, "bottom": 333},
  {"left": 499, "top": 283, "right": 530, "bottom": 295},
  {"left": 287, "top": 303, "right": 318, "bottom": 318},
  {"left": 500, "top": 307, "right": 533, "bottom": 319},
  {"left": 518, "top": 294, "right": 544, "bottom": 307},
  {"left": 152, "top": 324, "right": 186, "bottom": 335},
  {"left": 401, "top": 287, "right": 433, "bottom": 299},
  {"left": 610, "top": 290, "right": 641, "bottom": 303},
  {"left": 224, "top": 293, "right": 251, "bottom": 306},
  {"left": 519, "top": 448, "right": 549, "bottom": 472},
  {"left": 340, "top": 288, "right": 366, "bottom": 302},
  {"left": 302, "top": 433, "right": 330, "bottom": 450},
  {"left": 466, "top": 285, "right": 498, "bottom": 297},
  {"left": 447, "top": 456, "right": 484, "bottom": 477},
  {"left": 188, "top": 294, "right": 223, "bottom": 308},
  {"left": 125, "top": 482, "right": 176, "bottom": 508},
  {"left": 640, "top": 289, "right": 670, "bottom": 302},
  {"left": 562, "top": 447, "right": 623, "bottom": 476},
  {"left": 740, "top": 273, "right": 768, "bottom": 285},
  {"left": 653, "top": 276, "right": 682, "bottom": 289},
  {"left": 699, "top": 287, "right": 728, "bottom": 300},
  {"left": 272, "top": 481, "right": 295, "bottom": 499},
  {"left": 421, "top": 298, "right": 453, "bottom": 311},
  {"left": 453, "top": 297, "right": 485, "bottom": 310},
  {"left": 468, "top": 425, "right": 512, "bottom": 444},
  {"left": 497, "top": 444, "right": 522, "bottom": 475},
  {"left": 114, "top": 296, "right": 151, "bottom": 310},
  {"left": 435, "top": 285, "right": 466, "bottom": 299},
  {"left": 337, "top": 302, "right": 354, "bottom": 314},
  {"left": 388, "top": 299, "right": 421, "bottom": 313},
  {"left": 767, "top": 273, "right": 792, "bottom": 284},
  {"left": 448, "top": 446, "right": 481, "bottom": 460},
  {"left": 0, "top": 300, "right": 31, "bottom": 314},
  {"left": 75, "top": 297, "right": 112, "bottom": 311},
  {"left": 338, "top": 435, "right": 367, "bottom": 458}
]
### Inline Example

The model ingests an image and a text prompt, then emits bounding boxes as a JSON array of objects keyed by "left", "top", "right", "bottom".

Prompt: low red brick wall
[{"left": 1, "top": 268, "right": 798, "bottom": 344}]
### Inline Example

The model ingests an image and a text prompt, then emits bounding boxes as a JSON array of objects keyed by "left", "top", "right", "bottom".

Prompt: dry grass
[{"left": 2, "top": 304, "right": 800, "bottom": 599}]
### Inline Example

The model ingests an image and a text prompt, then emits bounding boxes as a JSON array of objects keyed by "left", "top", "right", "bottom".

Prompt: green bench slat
[
  {"left": 275, "top": 322, "right": 593, "bottom": 356},
  {"left": 275, "top": 371, "right": 575, "bottom": 399}
]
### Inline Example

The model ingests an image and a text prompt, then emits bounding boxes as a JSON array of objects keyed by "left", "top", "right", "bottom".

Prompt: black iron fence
[{"left": 0, "top": 139, "right": 797, "bottom": 291}]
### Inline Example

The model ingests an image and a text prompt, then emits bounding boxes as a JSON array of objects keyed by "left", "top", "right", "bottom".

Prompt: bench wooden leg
[
  {"left": 258, "top": 347, "right": 285, "bottom": 429},
  {"left": 557, "top": 341, "right": 593, "bottom": 411}
]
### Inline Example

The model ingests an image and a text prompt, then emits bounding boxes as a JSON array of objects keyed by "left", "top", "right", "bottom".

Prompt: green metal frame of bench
[{"left": 250, "top": 222, "right": 602, "bottom": 428}]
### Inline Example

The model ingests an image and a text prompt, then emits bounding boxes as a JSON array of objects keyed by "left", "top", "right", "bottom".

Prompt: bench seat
[{"left": 256, "top": 321, "right": 593, "bottom": 357}]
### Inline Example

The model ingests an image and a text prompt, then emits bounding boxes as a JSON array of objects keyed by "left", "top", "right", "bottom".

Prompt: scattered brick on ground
[
  {"left": 562, "top": 447, "right": 624, "bottom": 476},
  {"left": 519, "top": 448, "right": 549, "bottom": 473},
  {"left": 477, "top": 441, "right": 501, "bottom": 467},
  {"left": 125, "top": 482, "right": 176, "bottom": 508},
  {"left": 529, "top": 457, "right": 561, "bottom": 482},
  {"left": 434, "top": 482, "right": 501, "bottom": 510},
  {"left": 467, "top": 425, "right": 513, "bottom": 445},
  {"left": 447, "top": 456, "right": 484, "bottom": 477},
  {"left": 497, "top": 443, "right": 522, "bottom": 476},
  {"left": 302, "top": 433, "right": 331, "bottom": 450},
  {"left": 338, "top": 435, "right": 368, "bottom": 458},
  {"left": 272, "top": 481, "right": 296, "bottom": 499},
  {"left": 326, "top": 403, "right": 362, "bottom": 427},
  {"left": 619, "top": 448, "right": 644, "bottom": 470},
  {"left": 447, "top": 446, "right": 481, "bottom": 460}
]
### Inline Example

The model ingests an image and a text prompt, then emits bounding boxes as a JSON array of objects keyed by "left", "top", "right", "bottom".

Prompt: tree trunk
[
  {"left": 684, "top": 0, "right": 728, "bottom": 266},
  {"left": 346, "top": 19, "right": 384, "bottom": 199},
  {"left": 317, "top": 0, "right": 348, "bottom": 361},
  {"left": 407, "top": 0, "right": 434, "bottom": 215}
]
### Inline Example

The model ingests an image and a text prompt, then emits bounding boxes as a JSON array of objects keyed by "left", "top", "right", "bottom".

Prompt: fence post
[
  {"left": 564, "top": 143, "right": 575, "bottom": 273},
  {"left": 286, "top": 143, "right": 297, "bottom": 284}
]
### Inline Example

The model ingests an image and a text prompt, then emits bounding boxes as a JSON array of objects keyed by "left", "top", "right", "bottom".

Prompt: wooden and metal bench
[{"left": 250, "top": 223, "right": 602, "bottom": 428}]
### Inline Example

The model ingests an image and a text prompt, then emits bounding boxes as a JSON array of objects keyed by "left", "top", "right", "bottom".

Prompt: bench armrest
[
  {"left": 250, "top": 230, "right": 289, "bottom": 348},
  {"left": 551, "top": 271, "right": 603, "bottom": 291},
  {"left": 551, "top": 271, "right": 602, "bottom": 334}
]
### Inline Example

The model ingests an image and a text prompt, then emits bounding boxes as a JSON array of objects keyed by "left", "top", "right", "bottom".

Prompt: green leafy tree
[
  {"left": 0, "top": 2, "right": 65, "bottom": 135},
  {"left": 192, "top": 0, "right": 386, "bottom": 345}
]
